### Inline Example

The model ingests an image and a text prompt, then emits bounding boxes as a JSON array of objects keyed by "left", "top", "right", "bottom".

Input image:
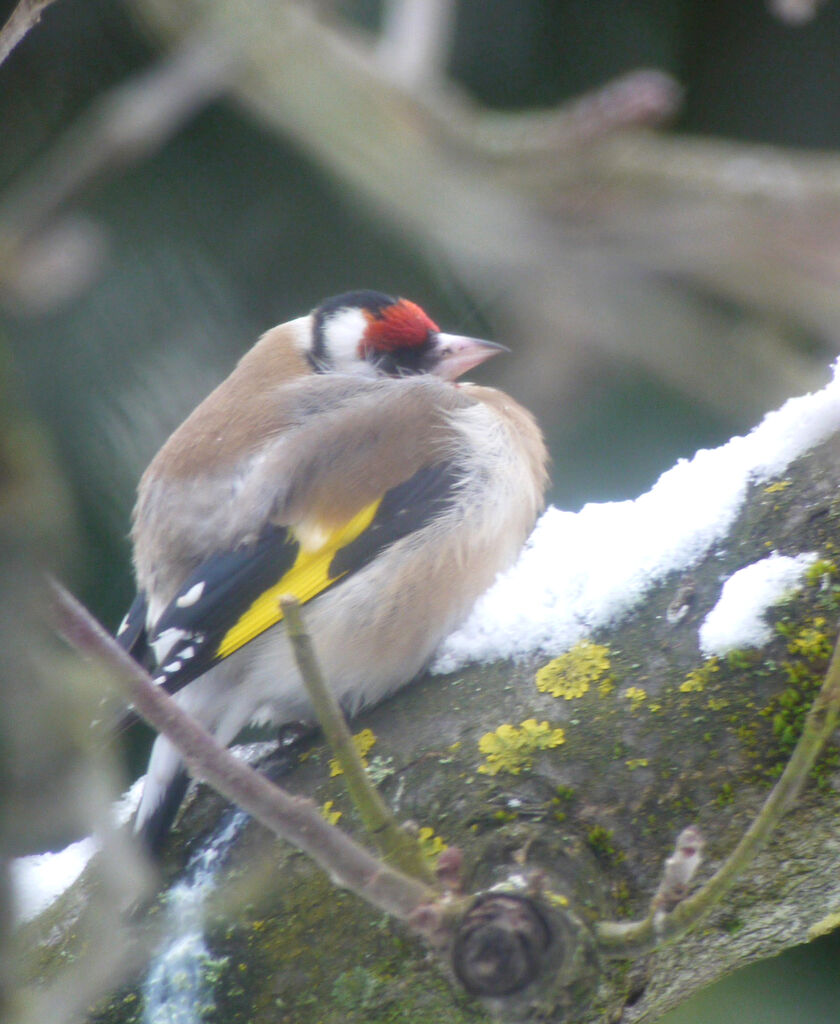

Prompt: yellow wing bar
[{"left": 216, "top": 499, "right": 381, "bottom": 659}]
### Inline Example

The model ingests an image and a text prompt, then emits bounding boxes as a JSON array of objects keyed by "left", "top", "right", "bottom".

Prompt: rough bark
[{"left": 17, "top": 424, "right": 840, "bottom": 1024}]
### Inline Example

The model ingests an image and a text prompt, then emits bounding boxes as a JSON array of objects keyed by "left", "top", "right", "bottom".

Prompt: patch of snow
[
  {"left": 11, "top": 777, "right": 144, "bottom": 924},
  {"left": 699, "top": 552, "right": 818, "bottom": 656},
  {"left": 10, "top": 837, "right": 97, "bottom": 922},
  {"left": 435, "top": 360, "right": 840, "bottom": 671}
]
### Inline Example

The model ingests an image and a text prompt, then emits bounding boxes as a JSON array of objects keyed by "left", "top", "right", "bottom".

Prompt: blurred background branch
[
  {"left": 0, "top": 0, "right": 59, "bottom": 66},
  {"left": 131, "top": 0, "right": 840, "bottom": 426},
  {"left": 0, "top": 35, "right": 232, "bottom": 310}
]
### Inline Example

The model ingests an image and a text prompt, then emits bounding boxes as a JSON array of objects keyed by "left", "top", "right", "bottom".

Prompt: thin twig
[
  {"left": 279, "top": 595, "right": 435, "bottom": 884},
  {"left": 0, "top": 0, "right": 60, "bottom": 67},
  {"left": 596, "top": 627, "right": 840, "bottom": 956},
  {"left": 48, "top": 579, "right": 437, "bottom": 925}
]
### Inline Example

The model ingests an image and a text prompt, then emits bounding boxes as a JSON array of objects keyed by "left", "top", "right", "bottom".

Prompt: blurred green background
[{"left": 2, "top": 0, "right": 839, "bottom": 1019}]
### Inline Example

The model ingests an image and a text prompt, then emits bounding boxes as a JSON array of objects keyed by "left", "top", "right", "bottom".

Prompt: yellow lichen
[
  {"left": 329, "top": 728, "right": 377, "bottom": 777},
  {"left": 321, "top": 800, "right": 342, "bottom": 825},
  {"left": 763, "top": 480, "right": 792, "bottom": 494},
  {"left": 478, "top": 719, "right": 566, "bottom": 776},
  {"left": 680, "top": 657, "right": 720, "bottom": 693},
  {"left": 624, "top": 686, "right": 647, "bottom": 709},
  {"left": 599, "top": 676, "right": 615, "bottom": 698},
  {"left": 417, "top": 826, "right": 448, "bottom": 862},
  {"left": 625, "top": 758, "right": 649, "bottom": 770},
  {"left": 785, "top": 616, "right": 831, "bottom": 661},
  {"left": 535, "top": 641, "right": 611, "bottom": 700}
]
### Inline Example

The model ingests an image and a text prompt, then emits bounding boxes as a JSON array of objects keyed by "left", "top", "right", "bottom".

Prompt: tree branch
[
  {"left": 0, "top": 0, "right": 60, "bottom": 67},
  {"left": 48, "top": 579, "right": 437, "bottom": 926},
  {"left": 597, "top": 623, "right": 840, "bottom": 956}
]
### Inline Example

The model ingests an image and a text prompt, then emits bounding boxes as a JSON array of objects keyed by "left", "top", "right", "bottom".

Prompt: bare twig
[
  {"left": 596, "top": 628, "right": 840, "bottom": 956},
  {"left": 649, "top": 825, "right": 705, "bottom": 918},
  {"left": 0, "top": 0, "right": 60, "bottom": 67},
  {"left": 279, "top": 595, "right": 435, "bottom": 884},
  {"left": 48, "top": 579, "right": 437, "bottom": 925}
]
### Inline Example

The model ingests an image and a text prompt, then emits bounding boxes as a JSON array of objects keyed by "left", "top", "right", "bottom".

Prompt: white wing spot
[
  {"left": 176, "top": 581, "right": 206, "bottom": 608},
  {"left": 151, "top": 627, "right": 188, "bottom": 664}
]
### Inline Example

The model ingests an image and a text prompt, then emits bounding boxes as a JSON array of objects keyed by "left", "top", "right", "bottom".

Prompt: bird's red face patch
[{"left": 362, "top": 299, "right": 439, "bottom": 354}]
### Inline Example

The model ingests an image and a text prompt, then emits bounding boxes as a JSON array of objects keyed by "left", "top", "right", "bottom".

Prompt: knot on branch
[{"left": 452, "top": 893, "right": 553, "bottom": 997}]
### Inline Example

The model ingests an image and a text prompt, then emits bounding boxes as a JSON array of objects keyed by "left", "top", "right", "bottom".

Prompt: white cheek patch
[{"left": 323, "top": 307, "right": 368, "bottom": 369}]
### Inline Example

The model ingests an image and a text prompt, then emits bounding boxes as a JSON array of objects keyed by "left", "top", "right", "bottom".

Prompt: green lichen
[
  {"left": 549, "top": 785, "right": 576, "bottom": 823},
  {"left": 586, "top": 825, "right": 620, "bottom": 863},
  {"left": 365, "top": 755, "right": 395, "bottom": 785},
  {"left": 725, "top": 648, "right": 756, "bottom": 671},
  {"left": 331, "top": 967, "right": 384, "bottom": 1012},
  {"left": 194, "top": 862, "right": 483, "bottom": 1024},
  {"left": 805, "top": 558, "right": 840, "bottom": 613},
  {"left": 805, "top": 558, "right": 837, "bottom": 587},
  {"left": 535, "top": 641, "right": 612, "bottom": 699},
  {"left": 758, "top": 614, "right": 838, "bottom": 784},
  {"left": 477, "top": 719, "right": 565, "bottom": 776},
  {"left": 680, "top": 657, "right": 720, "bottom": 693}
]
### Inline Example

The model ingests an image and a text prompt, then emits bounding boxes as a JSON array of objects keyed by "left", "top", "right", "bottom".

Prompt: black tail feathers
[{"left": 134, "top": 767, "right": 191, "bottom": 859}]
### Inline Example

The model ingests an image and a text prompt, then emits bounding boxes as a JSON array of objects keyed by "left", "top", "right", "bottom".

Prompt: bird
[{"left": 117, "top": 290, "right": 548, "bottom": 854}]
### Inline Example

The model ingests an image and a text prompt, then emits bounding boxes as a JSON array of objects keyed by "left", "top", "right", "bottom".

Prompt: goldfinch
[{"left": 118, "top": 291, "right": 548, "bottom": 853}]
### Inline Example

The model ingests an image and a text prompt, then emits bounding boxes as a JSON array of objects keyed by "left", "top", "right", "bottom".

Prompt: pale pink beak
[{"left": 429, "top": 333, "right": 509, "bottom": 381}]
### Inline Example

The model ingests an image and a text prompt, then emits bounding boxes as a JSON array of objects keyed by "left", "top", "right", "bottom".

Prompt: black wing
[{"left": 119, "top": 459, "right": 462, "bottom": 697}]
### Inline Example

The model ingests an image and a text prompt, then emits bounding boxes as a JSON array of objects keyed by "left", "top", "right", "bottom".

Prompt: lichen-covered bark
[{"left": 20, "top": 429, "right": 840, "bottom": 1023}]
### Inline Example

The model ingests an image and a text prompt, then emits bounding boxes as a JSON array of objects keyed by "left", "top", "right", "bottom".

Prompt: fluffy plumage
[{"left": 119, "top": 291, "right": 548, "bottom": 853}]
